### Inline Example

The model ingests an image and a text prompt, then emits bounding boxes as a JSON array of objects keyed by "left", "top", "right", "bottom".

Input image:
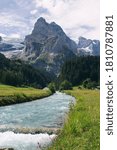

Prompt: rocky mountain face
[
  {"left": 21, "top": 17, "right": 77, "bottom": 75},
  {"left": 77, "top": 37, "right": 100, "bottom": 56},
  {"left": 19, "top": 17, "right": 100, "bottom": 75}
]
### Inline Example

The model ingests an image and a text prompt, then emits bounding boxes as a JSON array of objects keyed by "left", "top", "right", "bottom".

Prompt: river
[{"left": 0, "top": 92, "right": 75, "bottom": 150}]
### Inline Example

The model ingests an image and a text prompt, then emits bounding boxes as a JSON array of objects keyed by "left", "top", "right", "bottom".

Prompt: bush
[
  {"left": 78, "top": 86, "right": 83, "bottom": 89},
  {"left": 59, "top": 80, "right": 72, "bottom": 91},
  {"left": 48, "top": 82, "right": 56, "bottom": 93},
  {"left": 82, "top": 78, "right": 97, "bottom": 89}
]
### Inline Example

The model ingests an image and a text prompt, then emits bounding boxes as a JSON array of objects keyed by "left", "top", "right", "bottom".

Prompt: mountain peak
[
  {"left": 35, "top": 17, "right": 48, "bottom": 27},
  {"left": 23, "top": 17, "right": 77, "bottom": 75},
  {"left": 31, "top": 17, "right": 66, "bottom": 39},
  {"left": 78, "top": 36, "right": 92, "bottom": 48},
  {"left": 31, "top": 17, "right": 48, "bottom": 35},
  {"left": 79, "top": 36, "right": 87, "bottom": 41},
  {"left": 77, "top": 36, "right": 100, "bottom": 56},
  {"left": 21, "top": 17, "right": 99, "bottom": 75},
  {"left": 37, "top": 17, "right": 46, "bottom": 23},
  {"left": 50, "top": 22, "right": 57, "bottom": 25}
]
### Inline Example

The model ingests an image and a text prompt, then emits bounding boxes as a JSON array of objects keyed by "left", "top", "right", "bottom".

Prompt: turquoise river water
[{"left": 0, "top": 92, "right": 75, "bottom": 150}]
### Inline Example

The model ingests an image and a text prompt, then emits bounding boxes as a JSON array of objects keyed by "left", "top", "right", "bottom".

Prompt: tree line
[
  {"left": 48, "top": 56, "right": 100, "bottom": 92},
  {"left": 59, "top": 56, "right": 100, "bottom": 85},
  {"left": 0, "top": 53, "right": 51, "bottom": 88},
  {"left": 0, "top": 53, "right": 100, "bottom": 90}
]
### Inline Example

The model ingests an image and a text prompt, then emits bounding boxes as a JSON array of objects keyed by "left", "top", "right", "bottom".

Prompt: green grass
[
  {"left": 0, "top": 84, "right": 52, "bottom": 106},
  {"left": 48, "top": 89, "right": 100, "bottom": 150}
]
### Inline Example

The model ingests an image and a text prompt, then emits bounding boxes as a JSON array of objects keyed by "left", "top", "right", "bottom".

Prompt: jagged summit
[
  {"left": 37, "top": 17, "right": 46, "bottom": 22},
  {"left": 21, "top": 17, "right": 77, "bottom": 75},
  {"left": 31, "top": 17, "right": 65, "bottom": 39},
  {"left": 78, "top": 36, "right": 92, "bottom": 48},
  {"left": 77, "top": 36, "right": 100, "bottom": 56},
  {"left": 18, "top": 17, "right": 100, "bottom": 75},
  {"left": 50, "top": 22, "right": 57, "bottom": 25}
]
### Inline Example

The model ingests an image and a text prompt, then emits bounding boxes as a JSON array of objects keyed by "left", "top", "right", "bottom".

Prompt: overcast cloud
[{"left": 0, "top": 0, "right": 99, "bottom": 41}]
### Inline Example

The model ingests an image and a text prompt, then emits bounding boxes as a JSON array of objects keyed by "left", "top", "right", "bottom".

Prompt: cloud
[
  {"left": 30, "top": 9, "right": 38, "bottom": 15},
  {"left": 0, "top": 12, "right": 30, "bottom": 38},
  {"left": 33, "top": 0, "right": 100, "bottom": 41},
  {"left": 0, "top": 12, "right": 27, "bottom": 28},
  {"left": 8, "top": 33, "right": 21, "bottom": 39},
  {"left": 0, "top": 0, "right": 99, "bottom": 41},
  {"left": 0, "top": 33, "right": 7, "bottom": 37}
]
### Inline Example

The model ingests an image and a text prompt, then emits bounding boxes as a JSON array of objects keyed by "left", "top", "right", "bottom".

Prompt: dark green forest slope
[
  {"left": 0, "top": 53, "right": 51, "bottom": 88},
  {"left": 59, "top": 56, "right": 100, "bottom": 86}
]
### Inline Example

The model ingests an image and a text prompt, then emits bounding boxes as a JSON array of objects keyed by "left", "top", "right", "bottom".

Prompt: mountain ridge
[
  {"left": 0, "top": 17, "right": 100, "bottom": 75},
  {"left": 77, "top": 36, "right": 100, "bottom": 56},
  {"left": 20, "top": 17, "right": 77, "bottom": 75}
]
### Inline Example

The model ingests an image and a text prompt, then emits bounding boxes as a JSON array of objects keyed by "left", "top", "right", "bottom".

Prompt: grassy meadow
[
  {"left": 0, "top": 84, "right": 52, "bottom": 106},
  {"left": 48, "top": 88, "right": 100, "bottom": 150}
]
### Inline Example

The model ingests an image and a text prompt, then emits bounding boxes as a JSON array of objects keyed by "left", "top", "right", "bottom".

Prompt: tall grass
[
  {"left": 0, "top": 84, "right": 52, "bottom": 106},
  {"left": 48, "top": 89, "right": 100, "bottom": 150}
]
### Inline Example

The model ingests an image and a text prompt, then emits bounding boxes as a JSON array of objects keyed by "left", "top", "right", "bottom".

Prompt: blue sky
[{"left": 0, "top": 0, "right": 100, "bottom": 41}]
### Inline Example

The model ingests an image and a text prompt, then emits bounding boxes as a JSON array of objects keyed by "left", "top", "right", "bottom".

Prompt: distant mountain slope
[
  {"left": 0, "top": 37, "right": 24, "bottom": 51},
  {"left": 77, "top": 37, "right": 100, "bottom": 56},
  {"left": 0, "top": 37, "right": 24, "bottom": 58},
  {"left": 0, "top": 53, "right": 51, "bottom": 88}
]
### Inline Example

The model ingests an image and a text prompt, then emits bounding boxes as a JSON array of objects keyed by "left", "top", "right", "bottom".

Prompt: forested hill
[
  {"left": 59, "top": 56, "right": 100, "bottom": 86},
  {"left": 0, "top": 53, "right": 51, "bottom": 88}
]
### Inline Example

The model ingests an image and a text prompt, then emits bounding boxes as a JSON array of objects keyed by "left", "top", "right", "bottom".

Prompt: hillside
[
  {"left": 0, "top": 53, "right": 52, "bottom": 88},
  {"left": 59, "top": 56, "right": 100, "bottom": 86}
]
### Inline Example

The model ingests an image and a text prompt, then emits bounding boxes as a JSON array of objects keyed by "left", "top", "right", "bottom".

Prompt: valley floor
[
  {"left": 48, "top": 88, "right": 100, "bottom": 150},
  {"left": 0, "top": 84, "right": 52, "bottom": 106}
]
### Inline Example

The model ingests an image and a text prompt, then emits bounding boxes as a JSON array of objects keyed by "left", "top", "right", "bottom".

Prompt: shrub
[
  {"left": 59, "top": 80, "right": 72, "bottom": 91},
  {"left": 48, "top": 82, "right": 56, "bottom": 93},
  {"left": 82, "top": 78, "right": 97, "bottom": 89}
]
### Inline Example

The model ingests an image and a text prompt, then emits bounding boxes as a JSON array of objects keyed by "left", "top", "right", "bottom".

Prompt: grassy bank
[
  {"left": 48, "top": 89, "right": 100, "bottom": 150},
  {"left": 0, "top": 84, "right": 52, "bottom": 106}
]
